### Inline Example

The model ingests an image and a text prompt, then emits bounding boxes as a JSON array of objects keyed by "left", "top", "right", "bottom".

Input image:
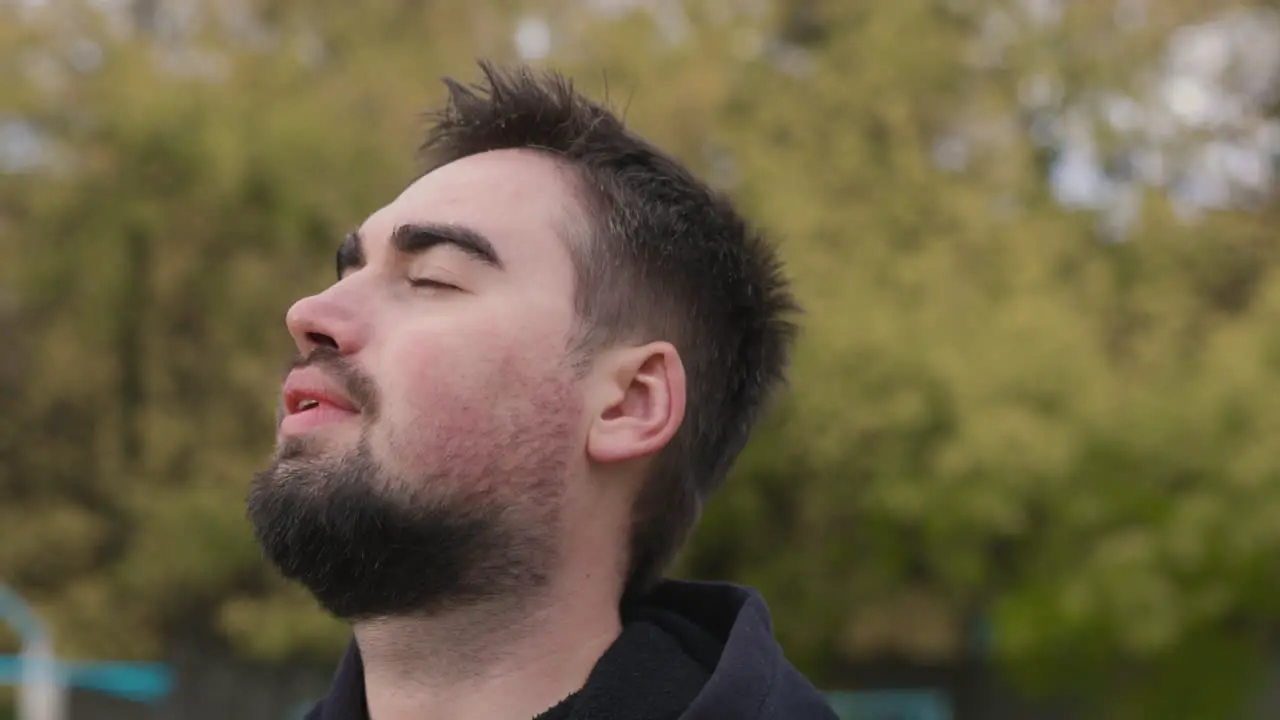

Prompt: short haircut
[{"left": 419, "top": 61, "right": 799, "bottom": 597}]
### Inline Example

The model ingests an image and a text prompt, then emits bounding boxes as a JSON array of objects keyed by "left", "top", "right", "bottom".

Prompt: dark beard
[{"left": 247, "top": 437, "right": 561, "bottom": 620}]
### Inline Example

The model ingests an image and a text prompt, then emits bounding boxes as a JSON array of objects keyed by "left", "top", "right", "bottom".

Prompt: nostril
[{"left": 307, "top": 332, "right": 339, "bottom": 350}]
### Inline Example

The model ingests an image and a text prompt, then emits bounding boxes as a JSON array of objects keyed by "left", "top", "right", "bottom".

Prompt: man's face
[{"left": 248, "top": 149, "right": 589, "bottom": 619}]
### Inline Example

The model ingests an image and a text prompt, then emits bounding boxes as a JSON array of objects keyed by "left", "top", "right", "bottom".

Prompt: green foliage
[{"left": 3, "top": 0, "right": 1279, "bottom": 714}]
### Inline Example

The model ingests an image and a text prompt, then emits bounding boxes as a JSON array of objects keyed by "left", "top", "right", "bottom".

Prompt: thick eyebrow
[
  {"left": 335, "top": 223, "right": 502, "bottom": 280},
  {"left": 390, "top": 222, "right": 503, "bottom": 270}
]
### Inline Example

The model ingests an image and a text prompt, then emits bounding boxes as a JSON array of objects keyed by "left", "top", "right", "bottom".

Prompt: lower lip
[{"left": 279, "top": 404, "right": 359, "bottom": 436}]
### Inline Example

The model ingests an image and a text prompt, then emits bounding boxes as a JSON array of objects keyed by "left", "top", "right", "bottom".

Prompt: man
[{"left": 248, "top": 61, "right": 837, "bottom": 720}]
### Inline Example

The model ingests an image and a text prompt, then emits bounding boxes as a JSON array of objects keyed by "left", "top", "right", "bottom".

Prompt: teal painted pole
[{"left": 0, "top": 585, "right": 66, "bottom": 720}]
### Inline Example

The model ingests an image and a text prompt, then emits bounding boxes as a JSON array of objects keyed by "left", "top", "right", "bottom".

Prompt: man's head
[{"left": 248, "top": 62, "right": 797, "bottom": 621}]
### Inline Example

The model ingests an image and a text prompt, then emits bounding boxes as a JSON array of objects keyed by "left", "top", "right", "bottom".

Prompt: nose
[{"left": 285, "top": 284, "right": 371, "bottom": 357}]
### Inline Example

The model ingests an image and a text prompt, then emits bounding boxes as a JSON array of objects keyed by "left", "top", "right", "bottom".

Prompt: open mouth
[
  {"left": 289, "top": 395, "right": 336, "bottom": 415},
  {"left": 280, "top": 369, "right": 361, "bottom": 435}
]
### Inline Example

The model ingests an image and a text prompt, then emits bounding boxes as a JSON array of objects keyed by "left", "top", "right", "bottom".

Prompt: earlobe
[{"left": 586, "top": 342, "right": 686, "bottom": 465}]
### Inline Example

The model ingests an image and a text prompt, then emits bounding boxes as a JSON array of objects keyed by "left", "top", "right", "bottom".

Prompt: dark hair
[{"left": 420, "top": 61, "right": 799, "bottom": 597}]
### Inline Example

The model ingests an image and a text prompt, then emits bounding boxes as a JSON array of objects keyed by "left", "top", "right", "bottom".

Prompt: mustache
[{"left": 283, "top": 346, "right": 380, "bottom": 419}]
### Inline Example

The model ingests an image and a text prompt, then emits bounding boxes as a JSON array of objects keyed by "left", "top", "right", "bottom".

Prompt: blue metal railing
[
  {"left": 0, "top": 587, "right": 43, "bottom": 647},
  {"left": 826, "top": 689, "right": 953, "bottom": 720},
  {"left": 1, "top": 584, "right": 174, "bottom": 706},
  {"left": 0, "top": 656, "right": 173, "bottom": 704}
]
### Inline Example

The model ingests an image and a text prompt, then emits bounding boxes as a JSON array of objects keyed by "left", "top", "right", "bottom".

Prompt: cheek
[
  {"left": 369, "top": 318, "right": 578, "bottom": 477},
  {"left": 383, "top": 303, "right": 575, "bottom": 410},
  {"left": 382, "top": 332, "right": 506, "bottom": 432},
  {"left": 372, "top": 356, "right": 503, "bottom": 488}
]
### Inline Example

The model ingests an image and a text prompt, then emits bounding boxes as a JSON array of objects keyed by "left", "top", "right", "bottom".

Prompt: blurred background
[{"left": 2, "top": 0, "right": 1279, "bottom": 718}]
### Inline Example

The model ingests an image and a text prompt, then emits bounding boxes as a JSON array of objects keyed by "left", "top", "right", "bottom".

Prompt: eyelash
[{"left": 408, "top": 277, "right": 459, "bottom": 291}]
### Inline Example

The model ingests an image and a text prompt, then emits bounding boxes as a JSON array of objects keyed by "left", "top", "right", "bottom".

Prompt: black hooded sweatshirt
[{"left": 305, "top": 579, "right": 839, "bottom": 720}]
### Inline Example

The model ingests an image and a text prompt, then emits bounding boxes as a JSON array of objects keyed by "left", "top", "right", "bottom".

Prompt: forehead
[{"left": 360, "top": 149, "right": 584, "bottom": 270}]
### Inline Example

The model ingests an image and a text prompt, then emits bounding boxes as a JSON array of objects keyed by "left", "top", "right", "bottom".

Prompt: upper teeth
[{"left": 297, "top": 398, "right": 320, "bottom": 411}]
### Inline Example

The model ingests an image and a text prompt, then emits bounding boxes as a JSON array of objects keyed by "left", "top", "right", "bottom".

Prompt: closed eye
[{"left": 408, "top": 277, "right": 461, "bottom": 291}]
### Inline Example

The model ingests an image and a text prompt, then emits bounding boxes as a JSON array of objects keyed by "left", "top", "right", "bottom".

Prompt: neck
[{"left": 355, "top": 577, "right": 622, "bottom": 720}]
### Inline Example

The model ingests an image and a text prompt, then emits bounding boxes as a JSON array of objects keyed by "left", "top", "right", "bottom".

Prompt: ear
[{"left": 586, "top": 341, "right": 687, "bottom": 465}]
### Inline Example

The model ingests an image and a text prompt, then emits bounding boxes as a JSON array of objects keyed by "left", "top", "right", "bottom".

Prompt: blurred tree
[
  {"left": 2, "top": 0, "right": 1280, "bottom": 717},
  {"left": 0, "top": 0, "right": 487, "bottom": 664},
  {"left": 656, "top": 1, "right": 1280, "bottom": 716}
]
